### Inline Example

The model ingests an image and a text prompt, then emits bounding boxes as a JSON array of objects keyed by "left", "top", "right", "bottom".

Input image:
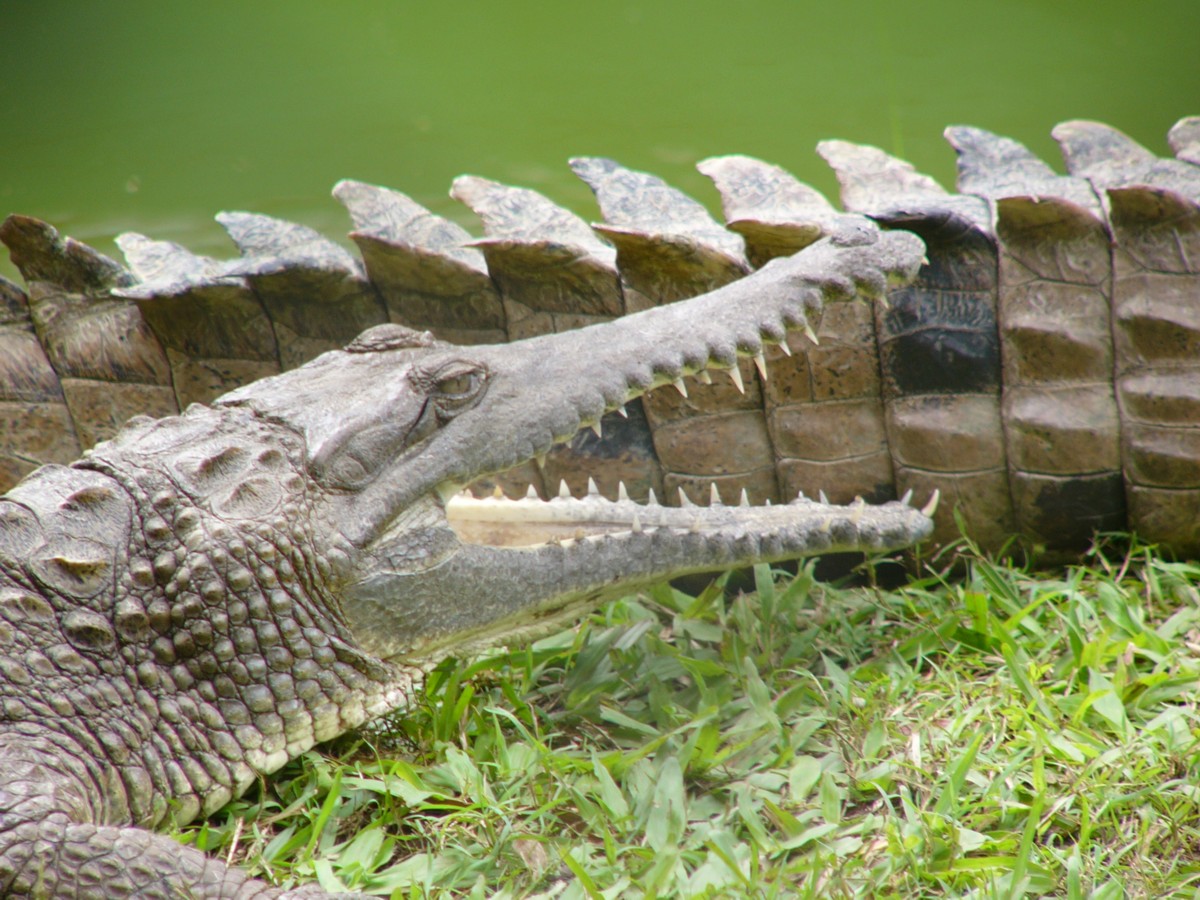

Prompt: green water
[{"left": 2, "top": 1, "right": 1197, "bottom": 282}]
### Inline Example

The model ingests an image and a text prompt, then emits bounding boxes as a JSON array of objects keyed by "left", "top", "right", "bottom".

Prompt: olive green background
[{"left": 2, "top": 1, "right": 1196, "bottom": 281}]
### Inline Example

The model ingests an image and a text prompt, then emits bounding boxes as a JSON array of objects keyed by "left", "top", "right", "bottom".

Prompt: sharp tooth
[
  {"left": 617, "top": 481, "right": 630, "bottom": 502},
  {"left": 778, "top": 340, "right": 792, "bottom": 357},
  {"left": 900, "top": 489, "right": 913, "bottom": 505},
  {"left": 558, "top": 480, "right": 572, "bottom": 499},
  {"left": 804, "top": 323, "right": 820, "bottom": 345},
  {"left": 921, "top": 490, "right": 941, "bottom": 517},
  {"left": 647, "top": 488, "right": 659, "bottom": 506},
  {"left": 818, "top": 490, "right": 829, "bottom": 505},
  {"left": 850, "top": 498, "right": 865, "bottom": 523},
  {"left": 617, "top": 405, "right": 629, "bottom": 418},
  {"left": 590, "top": 420, "right": 603, "bottom": 439},
  {"left": 526, "top": 485, "right": 539, "bottom": 500},
  {"left": 673, "top": 378, "right": 688, "bottom": 398},
  {"left": 536, "top": 452, "right": 547, "bottom": 468},
  {"left": 796, "top": 490, "right": 807, "bottom": 501},
  {"left": 587, "top": 477, "right": 600, "bottom": 496},
  {"left": 728, "top": 366, "right": 745, "bottom": 394},
  {"left": 710, "top": 483, "right": 723, "bottom": 506},
  {"left": 689, "top": 516, "right": 702, "bottom": 533},
  {"left": 493, "top": 486, "right": 505, "bottom": 499},
  {"left": 631, "top": 512, "right": 643, "bottom": 533},
  {"left": 878, "top": 293, "right": 891, "bottom": 311},
  {"left": 753, "top": 351, "right": 768, "bottom": 382},
  {"left": 739, "top": 488, "right": 750, "bottom": 507},
  {"left": 697, "top": 370, "right": 713, "bottom": 385},
  {"left": 678, "top": 487, "right": 694, "bottom": 507}
]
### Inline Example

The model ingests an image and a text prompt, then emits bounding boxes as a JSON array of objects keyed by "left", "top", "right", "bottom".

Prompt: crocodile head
[{"left": 204, "top": 229, "right": 934, "bottom": 665}]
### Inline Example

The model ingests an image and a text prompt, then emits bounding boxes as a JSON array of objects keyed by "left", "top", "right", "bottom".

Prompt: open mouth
[{"left": 443, "top": 479, "right": 939, "bottom": 553}]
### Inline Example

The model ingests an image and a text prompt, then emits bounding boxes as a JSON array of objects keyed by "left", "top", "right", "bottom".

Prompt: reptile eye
[
  {"left": 438, "top": 373, "right": 479, "bottom": 397},
  {"left": 431, "top": 362, "right": 489, "bottom": 420}
]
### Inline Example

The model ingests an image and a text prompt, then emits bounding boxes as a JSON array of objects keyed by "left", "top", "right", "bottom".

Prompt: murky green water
[{"left": 2, "top": 1, "right": 1196, "bottom": 281}]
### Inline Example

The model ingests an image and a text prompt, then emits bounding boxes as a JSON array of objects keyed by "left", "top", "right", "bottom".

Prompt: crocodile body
[
  {"left": 0, "top": 230, "right": 933, "bottom": 897},
  {"left": 2, "top": 116, "right": 1198, "bottom": 560}
]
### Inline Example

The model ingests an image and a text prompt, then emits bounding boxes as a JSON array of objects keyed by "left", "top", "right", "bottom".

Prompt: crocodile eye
[
  {"left": 438, "top": 373, "right": 479, "bottom": 398},
  {"left": 431, "top": 362, "right": 489, "bottom": 420}
]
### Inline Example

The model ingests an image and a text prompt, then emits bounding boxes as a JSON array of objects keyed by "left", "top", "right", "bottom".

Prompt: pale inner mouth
[{"left": 445, "top": 485, "right": 660, "bottom": 548}]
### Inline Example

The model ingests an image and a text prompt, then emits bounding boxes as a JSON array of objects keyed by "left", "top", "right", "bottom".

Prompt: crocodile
[
  {"left": 2, "top": 116, "right": 1197, "bottom": 560},
  {"left": 0, "top": 228, "right": 934, "bottom": 897}
]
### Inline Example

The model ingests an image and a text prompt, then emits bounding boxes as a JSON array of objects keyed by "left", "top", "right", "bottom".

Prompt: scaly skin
[
  {"left": 1, "top": 116, "right": 1197, "bottom": 557},
  {"left": 0, "top": 231, "right": 933, "bottom": 897}
]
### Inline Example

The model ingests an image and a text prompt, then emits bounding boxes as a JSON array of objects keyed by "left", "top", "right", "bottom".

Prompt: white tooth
[
  {"left": 558, "top": 480, "right": 572, "bottom": 499},
  {"left": 673, "top": 378, "right": 688, "bottom": 398},
  {"left": 631, "top": 511, "right": 643, "bottom": 533},
  {"left": 728, "top": 365, "right": 745, "bottom": 394},
  {"left": 739, "top": 488, "right": 750, "bottom": 507},
  {"left": 796, "top": 490, "right": 807, "bottom": 501},
  {"left": 647, "top": 488, "right": 659, "bottom": 506},
  {"left": 804, "top": 323, "right": 820, "bottom": 345},
  {"left": 678, "top": 487, "right": 694, "bottom": 507},
  {"left": 921, "top": 490, "right": 941, "bottom": 517},
  {"left": 526, "top": 485, "right": 539, "bottom": 500},
  {"left": 778, "top": 340, "right": 792, "bottom": 357},
  {"left": 878, "top": 293, "right": 891, "bottom": 311},
  {"left": 819, "top": 490, "right": 829, "bottom": 505},
  {"left": 900, "top": 489, "right": 913, "bottom": 505},
  {"left": 493, "top": 486, "right": 505, "bottom": 499},
  {"left": 921, "top": 255, "right": 930, "bottom": 266},
  {"left": 617, "top": 405, "right": 629, "bottom": 418},
  {"left": 587, "top": 477, "right": 600, "bottom": 496},
  {"left": 536, "top": 452, "right": 547, "bottom": 468},
  {"left": 697, "top": 370, "right": 713, "bottom": 385},
  {"left": 617, "top": 481, "right": 630, "bottom": 502},
  {"left": 689, "top": 516, "right": 702, "bottom": 533},
  {"left": 590, "top": 420, "right": 603, "bottom": 439},
  {"left": 753, "top": 351, "right": 768, "bottom": 382},
  {"left": 850, "top": 498, "right": 865, "bottom": 523},
  {"left": 710, "top": 483, "right": 723, "bottom": 506}
]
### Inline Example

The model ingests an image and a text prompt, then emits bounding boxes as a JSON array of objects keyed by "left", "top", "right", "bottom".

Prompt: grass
[{"left": 176, "top": 538, "right": 1200, "bottom": 897}]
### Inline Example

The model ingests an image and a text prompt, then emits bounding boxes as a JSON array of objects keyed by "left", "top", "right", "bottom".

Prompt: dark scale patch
[
  {"left": 882, "top": 213, "right": 998, "bottom": 292},
  {"left": 568, "top": 398, "right": 655, "bottom": 461},
  {"left": 878, "top": 289, "right": 1001, "bottom": 397},
  {"left": 1027, "top": 473, "right": 1127, "bottom": 553},
  {"left": 542, "top": 397, "right": 666, "bottom": 502}
]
